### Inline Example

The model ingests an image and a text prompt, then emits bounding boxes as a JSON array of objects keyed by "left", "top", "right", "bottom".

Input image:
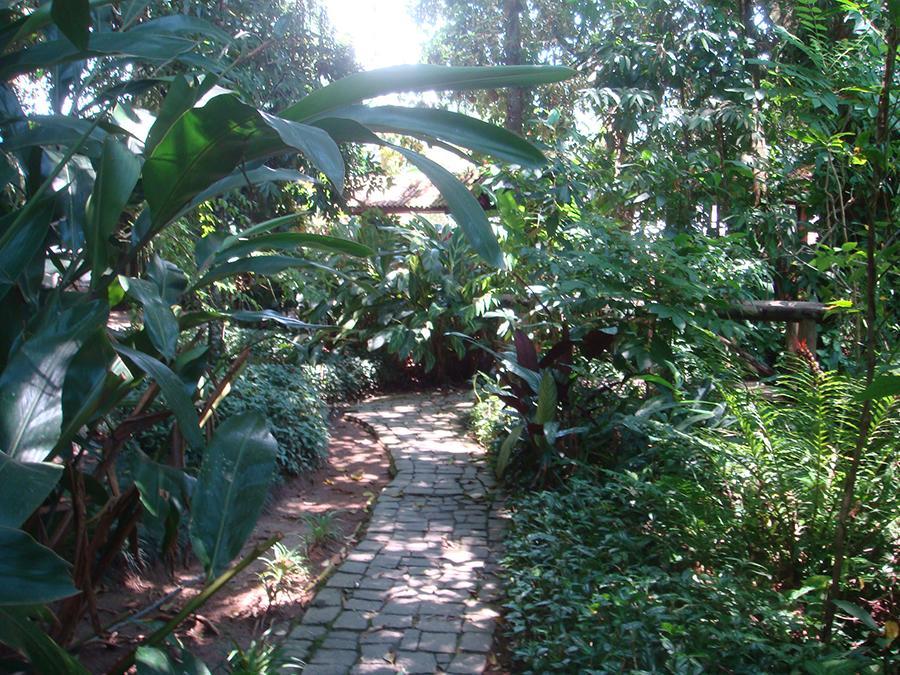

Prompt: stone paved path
[{"left": 282, "top": 392, "right": 505, "bottom": 674}]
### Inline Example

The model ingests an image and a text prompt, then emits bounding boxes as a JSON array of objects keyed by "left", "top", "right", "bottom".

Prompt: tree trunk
[{"left": 503, "top": 0, "right": 525, "bottom": 133}]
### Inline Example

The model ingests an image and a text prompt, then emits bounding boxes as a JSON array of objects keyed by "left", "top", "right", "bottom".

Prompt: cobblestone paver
[{"left": 283, "top": 392, "right": 506, "bottom": 674}]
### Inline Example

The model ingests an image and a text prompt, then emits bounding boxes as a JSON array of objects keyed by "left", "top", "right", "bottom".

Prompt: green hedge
[
  {"left": 300, "top": 355, "right": 381, "bottom": 404},
  {"left": 218, "top": 363, "right": 328, "bottom": 475}
]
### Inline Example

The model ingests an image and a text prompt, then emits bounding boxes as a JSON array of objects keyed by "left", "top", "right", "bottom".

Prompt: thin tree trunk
[
  {"left": 820, "top": 21, "right": 897, "bottom": 643},
  {"left": 503, "top": 0, "right": 525, "bottom": 133}
]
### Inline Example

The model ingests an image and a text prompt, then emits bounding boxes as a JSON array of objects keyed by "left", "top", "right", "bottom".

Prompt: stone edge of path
[{"left": 279, "top": 391, "right": 509, "bottom": 674}]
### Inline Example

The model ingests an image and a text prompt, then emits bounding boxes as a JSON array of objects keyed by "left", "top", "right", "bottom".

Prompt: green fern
[{"left": 704, "top": 357, "right": 900, "bottom": 584}]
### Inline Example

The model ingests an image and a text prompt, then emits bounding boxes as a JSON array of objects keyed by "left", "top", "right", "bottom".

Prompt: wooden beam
[{"left": 721, "top": 300, "right": 828, "bottom": 323}]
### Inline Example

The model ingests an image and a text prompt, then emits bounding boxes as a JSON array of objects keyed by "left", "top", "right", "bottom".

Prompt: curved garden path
[{"left": 282, "top": 392, "right": 506, "bottom": 674}]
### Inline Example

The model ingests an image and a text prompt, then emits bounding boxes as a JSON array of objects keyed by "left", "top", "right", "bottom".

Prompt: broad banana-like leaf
[
  {"left": 280, "top": 64, "right": 575, "bottom": 122},
  {"left": 0, "top": 300, "right": 107, "bottom": 462},
  {"left": 189, "top": 413, "right": 277, "bottom": 578},
  {"left": 114, "top": 345, "right": 204, "bottom": 450},
  {"left": 214, "top": 232, "right": 373, "bottom": 262},
  {"left": 84, "top": 137, "right": 141, "bottom": 282},
  {"left": 218, "top": 213, "right": 306, "bottom": 247},
  {"left": 0, "top": 608, "right": 89, "bottom": 674},
  {"left": 325, "top": 105, "right": 546, "bottom": 167},
  {"left": 122, "top": 278, "right": 178, "bottom": 361},
  {"left": 144, "top": 74, "right": 209, "bottom": 155},
  {"left": 0, "top": 452, "right": 62, "bottom": 527},
  {"left": 178, "top": 309, "right": 327, "bottom": 331},
  {"left": 51, "top": 0, "right": 92, "bottom": 50},
  {"left": 0, "top": 527, "right": 78, "bottom": 605},
  {"left": 58, "top": 332, "right": 132, "bottom": 451},
  {"left": 143, "top": 94, "right": 343, "bottom": 229}
]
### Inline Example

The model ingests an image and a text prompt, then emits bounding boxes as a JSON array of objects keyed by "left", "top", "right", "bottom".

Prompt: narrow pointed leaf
[
  {"left": 495, "top": 424, "right": 523, "bottom": 479},
  {"left": 189, "top": 412, "right": 277, "bottom": 578},
  {"left": 392, "top": 145, "right": 503, "bottom": 267},
  {"left": 194, "top": 254, "right": 339, "bottom": 289},
  {"left": 114, "top": 345, "right": 203, "bottom": 450},
  {"left": 0, "top": 608, "right": 90, "bottom": 674},
  {"left": 280, "top": 64, "right": 575, "bottom": 122},
  {"left": 535, "top": 370, "right": 558, "bottom": 424},
  {"left": 143, "top": 94, "right": 342, "bottom": 229},
  {"left": 327, "top": 105, "right": 546, "bottom": 167},
  {"left": 147, "top": 255, "right": 187, "bottom": 305},
  {"left": 215, "top": 232, "right": 372, "bottom": 262}
]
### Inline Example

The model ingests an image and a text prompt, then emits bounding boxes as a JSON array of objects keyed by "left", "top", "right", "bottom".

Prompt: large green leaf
[
  {"left": 324, "top": 105, "right": 546, "bottom": 167},
  {"left": 535, "top": 370, "right": 558, "bottom": 424},
  {"left": 135, "top": 646, "right": 211, "bottom": 675},
  {"left": 51, "top": 0, "right": 91, "bottom": 50},
  {"left": 147, "top": 255, "right": 187, "bottom": 305},
  {"left": 122, "top": 277, "right": 179, "bottom": 361},
  {"left": 0, "top": 452, "right": 62, "bottom": 527},
  {"left": 0, "top": 300, "right": 107, "bottom": 462},
  {"left": 59, "top": 332, "right": 132, "bottom": 451},
  {"left": 142, "top": 94, "right": 343, "bottom": 229},
  {"left": 311, "top": 117, "right": 505, "bottom": 267},
  {"left": 113, "top": 345, "right": 204, "bottom": 450},
  {"left": 0, "top": 30, "right": 198, "bottom": 79},
  {"left": 189, "top": 412, "right": 277, "bottom": 578},
  {"left": 214, "top": 232, "right": 373, "bottom": 262},
  {"left": 392, "top": 145, "right": 503, "bottom": 267},
  {"left": 1, "top": 114, "right": 108, "bottom": 157},
  {"left": 0, "top": 608, "right": 89, "bottom": 674},
  {"left": 193, "top": 254, "right": 339, "bottom": 289},
  {"left": 0, "top": 527, "right": 78, "bottom": 605},
  {"left": 0, "top": 198, "right": 53, "bottom": 302},
  {"left": 856, "top": 374, "right": 900, "bottom": 401},
  {"left": 495, "top": 424, "right": 524, "bottom": 479},
  {"left": 84, "top": 137, "right": 141, "bottom": 282},
  {"left": 280, "top": 64, "right": 575, "bottom": 122}
]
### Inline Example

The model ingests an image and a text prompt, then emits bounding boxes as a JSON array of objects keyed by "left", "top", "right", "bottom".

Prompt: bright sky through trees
[{"left": 323, "top": 0, "right": 428, "bottom": 69}]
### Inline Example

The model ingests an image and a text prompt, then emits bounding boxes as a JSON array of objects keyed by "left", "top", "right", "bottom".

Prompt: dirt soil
[{"left": 76, "top": 414, "right": 391, "bottom": 673}]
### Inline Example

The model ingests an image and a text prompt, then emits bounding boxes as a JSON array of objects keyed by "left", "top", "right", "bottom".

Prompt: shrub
[
  {"left": 502, "top": 474, "right": 850, "bottom": 673},
  {"left": 300, "top": 355, "right": 382, "bottom": 403},
  {"left": 218, "top": 364, "right": 328, "bottom": 474}
]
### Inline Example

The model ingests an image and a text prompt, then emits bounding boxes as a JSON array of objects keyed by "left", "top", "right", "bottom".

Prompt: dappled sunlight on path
[{"left": 283, "top": 392, "right": 506, "bottom": 674}]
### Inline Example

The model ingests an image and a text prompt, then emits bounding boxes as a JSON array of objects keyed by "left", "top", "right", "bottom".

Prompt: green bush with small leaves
[
  {"left": 300, "top": 355, "right": 382, "bottom": 403},
  {"left": 219, "top": 364, "right": 328, "bottom": 474},
  {"left": 502, "top": 474, "right": 855, "bottom": 674}
]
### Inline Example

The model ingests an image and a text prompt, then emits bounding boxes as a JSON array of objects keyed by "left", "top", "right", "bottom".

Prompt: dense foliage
[{"left": 218, "top": 363, "right": 329, "bottom": 474}]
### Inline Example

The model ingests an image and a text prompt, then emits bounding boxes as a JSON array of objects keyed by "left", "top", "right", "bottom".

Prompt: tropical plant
[{"left": 0, "top": 0, "right": 570, "bottom": 664}]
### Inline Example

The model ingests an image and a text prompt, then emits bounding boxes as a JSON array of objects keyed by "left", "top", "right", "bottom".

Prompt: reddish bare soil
[{"left": 76, "top": 415, "right": 391, "bottom": 673}]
